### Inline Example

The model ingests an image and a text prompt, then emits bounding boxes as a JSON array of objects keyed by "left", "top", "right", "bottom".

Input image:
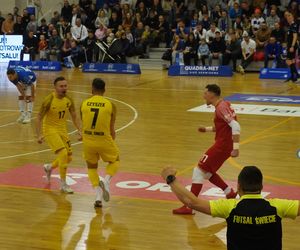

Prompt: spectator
[
  {"left": 37, "top": 18, "right": 49, "bottom": 40},
  {"left": 38, "top": 34, "right": 48, "bottom": 60},
  {"left": 61, "top": 32, "right": 72, "bottom": 59},
  {"left": 50, "top": 11, "right": 61, "bottom": 26},
  {"left": 71, "top": 7, "right": 81, "bottom": 27},
  {"left": 198, "top": 5, "right": 210, "bottom": 21},
  {"left": 241, "top": 1, "right": 253, "bottom": 18},
  {"left": 218, "top": 10, "right": 232, "bottom": 34},
  {"left": 233, "top": 16, "right": 243, "bottom": 30},
  {"left": 197, "top": 38, "right": 210, "bottom": 65},
  {"left": 22, "top": 31, "right": 38, "bottom": 61},
  {"left": 13, "top": 15, "right": 25, "bottom": 35},
  {"left": 289, "top": 1, "right": 299, "bottom": 20},
  {"left": 208, "top": 31, "right": 226, "bottom": 66},
  {"left": 0, "top": 12, "right": 4, "bottom": 34},
  {"left": 153, "top": 15, "right": 170, "bottom": 47},
  {"left": 229, "top": 2, "right": 242, "bottom": 20},
  {"left": 206, "top": 23, "right": 220, "bottom": 43},
  {"left": 122, "top": 12, "right": 133, "bottom": 30},
  {"left": 242, "top": 17, "right": 251, "bottom": 35},
  {"left": 83, "top": 30, "right": 96, "bottom": 62},
  {"left": 251, "top": 8, "right": 265, "bottom": 34},
  {"left": 58, "top": 18, "right": 71, "bottom": 40},
  {"left": 255, "top": 22, "right": 271, "bottom": 49},
  {"left": 264, "top": 36, "right": 282, "bottom": 68},
  {"left": 95, "top": 9, "right": 109, "bottom": 28},
  {"left": 237, "top": 31, "right": 256, "bottom": 74},
  {"left": 95, "top": 22, "right": 107, "bottom": 41},
  {"left": 71, "top": 18, "right": 88, "bottom": 44},
  {"left": 1, "top": 13, "right": 14, "bottom": 35},
  {"left": 79, "top": 0, "right": 92, "bottom": 12},
  {"left": 193, "top": 23, "right": 207, "bottom": 43},
  {"left": 125, "top": 26, "right": 134, "bottom": 45},
  {"left": 47, "top": 24, "right": 55, "bottom": 39},
  {"left": 119, "top": 31, "right": 131, "bottom": 63},
  {"left": 12, "top": 6, "right": 19, "bottom": 23},
  {"left": 183, "top": 33, "right": 198, "bottom": 65},
  {"left": 271, "top": 22, "right": 285, "bottom": 43},
  {"left": 133, "top": 12, "right": 143, "bottom": 29},
  {"left": 46, "top": 29, "right": 63, "bottom": 61},
  {"left": 207, "top": 0, "right": 226, "bottom": 11},
  {"left": 61, "top": 0, "right": 72, "bottom": 23},
  {"left": 136, "top": 1, "right": 149, "bottom": 21},
  {"left": 108, "top": 12, "right": 121, "bottom": 33},
  {"left": 151, "top": 0, "right": 164, "bottom": 16},
  {"left": 223, "top": 32, "right": 242, "bottom": 71},
  {"left": 190, "top": 13, "right": 200, "bottom": 31},
  {"left": 26, "top": 14, "right": 37, "bottom": 34},
  {"left": 171, "top": 34, "right": 185, "bottom": 64},
  {"left": 135, "top": 21, "right": 148, "bottom": 57},
  {"left": 266, "top": 9, "right": 280, "bottom": 30},
  {"left": 211, "top": 5, "right": 222, "bottom": 24},
  {"left": 146, "top": 10, "right": 159, "bottom": 37},
  {"left": 21, "top": 9, "right": 30, "bottom": 28},
  {"left": 175, "top": 20, "right": 189, "bottom": 40},
  {"left": 201, "top": 13, "right": 211, "bottom": 30}
]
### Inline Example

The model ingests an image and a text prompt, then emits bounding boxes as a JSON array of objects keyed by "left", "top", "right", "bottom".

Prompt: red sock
[
  {"left": 190, "top": 183, "right": 203, "bottom": 197},
  {"left": 209, "top": 173, "right": 228, "bottom": 191}
]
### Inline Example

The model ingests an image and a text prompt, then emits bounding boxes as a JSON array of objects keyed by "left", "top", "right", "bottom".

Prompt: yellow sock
[
  {"left": 106, "top": 160, "right": 120, "bottom": 176},
  {"left": 88, "top": 168, "right": 100, "bottom": 187},
  {"left": 57, "top": 149, "right": 68, "bottom": 181}
]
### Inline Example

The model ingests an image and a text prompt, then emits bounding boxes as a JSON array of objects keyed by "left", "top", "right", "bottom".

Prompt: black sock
[{"left": 290, "top": 64, "right": 299, "bottom": 79}]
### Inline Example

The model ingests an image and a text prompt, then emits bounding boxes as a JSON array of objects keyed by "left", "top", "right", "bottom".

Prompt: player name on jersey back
[{"left": 86, "top": 102, "right": 106, "bottom": 107}]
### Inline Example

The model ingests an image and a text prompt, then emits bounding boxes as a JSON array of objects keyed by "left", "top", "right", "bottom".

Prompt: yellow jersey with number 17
[
  {"left": 39, "top": 92, "right": 74, "bottom": 136},
  {"left": 81, "top": 95, "right": 113, "bottom": 143}
]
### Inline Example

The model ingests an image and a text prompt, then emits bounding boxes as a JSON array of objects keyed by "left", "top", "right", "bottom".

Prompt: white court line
[{"left": 0, "top": 89, "right": 138, "bottom": 160}]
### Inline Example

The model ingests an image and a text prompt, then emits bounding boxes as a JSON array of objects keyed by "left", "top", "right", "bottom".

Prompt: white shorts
[{"left": 24, "top": 81, "right": 36, "bottom": 96}]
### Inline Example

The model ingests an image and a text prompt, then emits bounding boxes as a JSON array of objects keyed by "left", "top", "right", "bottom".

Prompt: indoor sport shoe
[
  {"left": 226, "top": 188, "right": 238, "bottom": 199},
  {"left": 94, "top": 200, "right": 103, "bottom": 208},
  {"left": 43, "top": 163, "right": 52, "bottom": 182},
  {"left": 99, "top": 180, "right": 110, "bottom": 202},
  {"left": 22, "top": 113, "right": 31, "bottom": 124},
  {"left": 173, "top": 205, "right": 194, "bottom": 215},
  {"left": 60, "top": 184, "right": 74, "bottom": 194},
  {"left": 17, "top": 113, "right": 26, "bottom": 123}
]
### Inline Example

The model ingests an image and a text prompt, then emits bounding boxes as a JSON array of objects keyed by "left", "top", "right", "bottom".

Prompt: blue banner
[
  {"left": 8, "top": 60, "right": 62, "bottom": 71},
  {"left": 82, "top": 63, "right": 141, "bottom": 74},
  {"left": 225, "top": 94, "right": 300, "bottom": 104},
  {"left": 259, "top": 68, "right": 292, "bottom": 79},
  {"left": 168, "top": 65, "right": 233, "bottom": 77}
]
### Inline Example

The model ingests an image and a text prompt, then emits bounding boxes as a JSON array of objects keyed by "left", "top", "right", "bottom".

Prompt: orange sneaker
[
  {"left": 226, "top": 188, "right": 238, "bottom": 199},
  {"left": 172, "top": 205, "right": 194, "bottom": 215}
]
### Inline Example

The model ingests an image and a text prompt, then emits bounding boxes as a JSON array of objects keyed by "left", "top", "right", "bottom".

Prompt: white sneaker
[
  {"left": 99, "top": 180, "right": 110, "bottom": 202},
  {"left": 60, "top": 184, "right": 74, "bottom": 194},
  {"left": 17, "top": 113, "right": 26, "bottom": 123},
  {"left": 22, "top": 112, "right": 31, "bottom": 124},
  {"left": 43, "top": 164, "right": 52, "bottom": 182}
]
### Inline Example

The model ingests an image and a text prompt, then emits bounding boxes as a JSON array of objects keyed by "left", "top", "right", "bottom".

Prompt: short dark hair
[
  {"left": 238, "top": 166, "right": 263, "bottom": 193},
  {"left": 6, "top": 68, "right": 16, "bottom": 75},
  {"left": 54, "top": 76, "right": 66, "bottom": 85},
  {"left": 92, "top": 78, "right": 105, "bottom": 91},
  {"left": 206, "top": 84, "right": 221, "bottom": 96}
]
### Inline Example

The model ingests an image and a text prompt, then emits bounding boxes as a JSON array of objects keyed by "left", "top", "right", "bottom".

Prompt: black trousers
[
  {"left": 223, "top": 51, "right": 240, "bottom": 70},
  {"left": 241, "top": 54, "right": 254, "bottom": 69}
]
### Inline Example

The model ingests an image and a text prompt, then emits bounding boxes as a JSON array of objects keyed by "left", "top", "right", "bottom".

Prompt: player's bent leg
[
  {"left": 209, "top": 173, "right": 237, "bottom": 199},
  {"left": 17, "top": 96, "right": 26, "bottom": 123},
  {"left": 87, "top": 162, "right": 103, "bottom": 208},
  {"left": 56, "top": 148, "right": 73, "bottom": 194}
]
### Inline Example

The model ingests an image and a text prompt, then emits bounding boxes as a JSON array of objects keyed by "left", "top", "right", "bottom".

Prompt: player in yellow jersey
[
  {"left": 81, "top": 78, "right": 120, "bottom": 207},
  {"left": 36, "top": 76, "right": 81, "bottom": 194}
]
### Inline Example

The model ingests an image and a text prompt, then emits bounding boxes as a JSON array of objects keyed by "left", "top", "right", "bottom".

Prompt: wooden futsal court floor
[{"left": 0, "top": 67, "right": 299, "bottom": 250}]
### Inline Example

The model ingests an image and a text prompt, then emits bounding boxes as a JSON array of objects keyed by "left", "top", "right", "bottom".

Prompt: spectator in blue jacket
[{"left": 264, "top": 36, "right": 282, "bottom": 68}]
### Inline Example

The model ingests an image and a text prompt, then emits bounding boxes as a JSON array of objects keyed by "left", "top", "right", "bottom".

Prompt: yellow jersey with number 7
[{"left": 81, "top": 95, "right": 114, "bottom": 142}]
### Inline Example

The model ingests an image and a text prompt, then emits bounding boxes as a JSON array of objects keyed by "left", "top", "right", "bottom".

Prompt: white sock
[
  {"left": 18, "top": 100, "right": 26, "bottom": 113},
  {"left": 224, "top": 186, "right": 232, "bottom": 195},
  {"left": 104, "top": 175, "right": 112, "bottom": 184},
  {"left": 27, "top": 101, "right": 34, "bottom": 113},
  {"left": 95, "top": 186, "right": 103, "bottom": 201},
  {"left": 60, "top": 179, "right": 66, "bottom": 187}
]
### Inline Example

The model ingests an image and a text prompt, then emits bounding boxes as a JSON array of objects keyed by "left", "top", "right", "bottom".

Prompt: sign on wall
[{"left": 0, "top": 35, "right": 23, "bottom": 62}]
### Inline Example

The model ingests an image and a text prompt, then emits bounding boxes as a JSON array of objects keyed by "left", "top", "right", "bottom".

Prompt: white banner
[
  {"left": 188, "top": 104, "right": 300, "bottom": 117},
  {"left": 0, "top": 35, "right": 23, "bottom": 62}
]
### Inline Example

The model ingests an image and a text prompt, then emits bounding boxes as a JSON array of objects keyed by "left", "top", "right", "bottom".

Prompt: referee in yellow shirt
[
  {"left": 162, "top": 166, "right": 299, "bottom": 250},
  {"left": 36, "top": 76, "right": 81, "bottom": 194},
  {"left": 81, "top": 78, "right": 120, "bottom": 208}
]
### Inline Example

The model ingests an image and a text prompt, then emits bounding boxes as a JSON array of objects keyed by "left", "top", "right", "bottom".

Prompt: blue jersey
[{"left": 11, "top": 67, "right": 36, "bottom": 86}]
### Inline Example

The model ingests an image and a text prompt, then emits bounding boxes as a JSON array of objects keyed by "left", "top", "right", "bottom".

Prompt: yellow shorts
[
  {"left": 44, "top": 133, "right": 72, "bottom": 154},
  {"left": 83, "top": 137, "right": 119, "bottom": 164}
]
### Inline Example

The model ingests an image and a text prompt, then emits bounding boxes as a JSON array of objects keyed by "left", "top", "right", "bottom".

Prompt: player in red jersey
[{"left": 173, "top": 84, "right": 241, "bottom": 215}]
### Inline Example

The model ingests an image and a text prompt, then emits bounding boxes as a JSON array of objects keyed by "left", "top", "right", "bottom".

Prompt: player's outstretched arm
[
  {"left": 161, "top": 167, "right": 211, "bottom": 215},
  {"left": 198, "top": 126, "right": 216, "bottom": 133}
]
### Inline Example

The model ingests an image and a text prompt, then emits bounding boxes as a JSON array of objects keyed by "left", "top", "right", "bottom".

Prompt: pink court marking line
[{"left": 1, "top": 164, "right": 300, "bottom": 202}]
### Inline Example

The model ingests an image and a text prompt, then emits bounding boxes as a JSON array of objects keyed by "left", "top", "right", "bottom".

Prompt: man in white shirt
[
  {"left": 71, "top": 18, "right": 88, "bottom": 43},
  {"left": 237, "top": 31, "right": 256, "bottom": 74},
  {"left": 206, "top": 23, "right": 221, "bottom": 44}
]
